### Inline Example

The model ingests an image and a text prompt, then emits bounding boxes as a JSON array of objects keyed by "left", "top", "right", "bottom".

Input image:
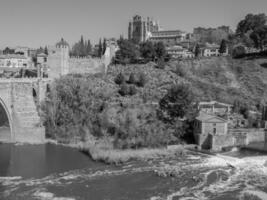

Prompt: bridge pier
[{"left": 0, "top": 78, "right": 50, "bottom": 143}]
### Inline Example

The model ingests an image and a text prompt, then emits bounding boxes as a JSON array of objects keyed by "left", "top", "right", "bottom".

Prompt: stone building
[
  {"left": 128, "top": 15, "right": 160, "bottom": 43},
  {"left": 0, "top": 54, "right": 29, "bottom": 68},
  {"left": 198, "top": 101, "right": 232, "bottom": 115},
  {"left": 149, "top": 30, "right": 189, "bottom": 46},
  {"left": 47, "top": 38, "right": 69, "bottom": 79},
  {"left": 194, "top": 112, "right": 228, "bottom": 149}
]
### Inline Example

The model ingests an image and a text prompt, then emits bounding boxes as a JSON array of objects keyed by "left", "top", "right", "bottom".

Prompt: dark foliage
[{"left": 114, "top": 72, "right": 125, "bottom": 85}]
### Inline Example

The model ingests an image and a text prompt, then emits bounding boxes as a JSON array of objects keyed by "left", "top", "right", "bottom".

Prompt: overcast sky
[{"left": 0, "top": 0, "right": 266, "bottom": 48}]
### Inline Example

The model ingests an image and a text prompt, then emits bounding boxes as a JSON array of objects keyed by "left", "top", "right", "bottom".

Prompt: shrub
[
  {"left": 114, "top": 72, "right": 125, "bottom": 85},
  {"left": 136, "top": 72, "right": 147, "bottom": 87},
  {"left": 41, "top": 76, "right": 105, "bottom": 142},
  {"left": 232, "top": 45, "right": 246, "bottom": 58},
  {"left": 118, "top": 83, "right": 129, "bottom": 96},
  {"left": 155, "top": 59, "right": 165, "bottom": 69},
  {"left": 175, "top": 65, "right": 187, "bottom": 77},
  {"left": 128, "top": 85, "right": 137, "bottom": 95},
  {"left": 127, "top": 72, "right": 136, "bottom": 84}
]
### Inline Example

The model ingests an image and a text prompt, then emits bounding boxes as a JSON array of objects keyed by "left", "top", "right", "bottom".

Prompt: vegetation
[
  {"left": 70, "top": 35, "right": 92, "bottom": 57},
  {"left": 236, "top": 13, "right": 267, "bottom": 51},
  {"left": 114, "top": 72, "right": 125, "bottom": 85},
  {"left": 194, "top": 43, "right": 201, "bottom": 58},
  {"left": 219, "top": 39, "right": 227, "bottom": 54},
  {"left": 115, "top": 38, "right": 166, "bottom": 64}
]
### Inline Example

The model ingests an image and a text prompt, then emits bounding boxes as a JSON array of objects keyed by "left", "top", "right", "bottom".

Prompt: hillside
[
  {"left": 43, "top": 56, "right": 267, "bottom": 146},
  {"left": 107, "top": 57, "right": 267, "bottom": 110}
]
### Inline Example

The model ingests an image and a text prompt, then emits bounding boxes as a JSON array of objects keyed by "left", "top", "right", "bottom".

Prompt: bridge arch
[{"left": 0, "top": 97, "right": 13, "bottom": 142}]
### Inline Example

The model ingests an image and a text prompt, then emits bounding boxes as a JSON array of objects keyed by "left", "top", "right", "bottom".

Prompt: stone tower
[
  {"left": 47, "top": 38, "right": 70, "bottom": 79},
  {"left": 128, "top": 15, "right": 159, "bottom": 43}
]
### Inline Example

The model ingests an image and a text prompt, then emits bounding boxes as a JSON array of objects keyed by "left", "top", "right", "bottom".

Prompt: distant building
[
  {"left": 166, "top": 45, "right": 194, "bottom": 59},
  {"left": 3, "top": 47, "right": 15, "bottom": 55},
  {"left": 47, "top": 38, "right": 69, "bottom": 79},
  {"left": 149, "top": 30, "right": 188, "bottom": 46},
  {"left": 128, "top": 15, "right": 160, "bottom": 43},
  {"left": 15, "top": 47, "right": 29, "bottom": 57},
  {"left": 193, "top": 26, "right": 232, "bottom": 44},
  {"left": 37, "top": 53, "right": 47, "bottom": 65},
  {"left": 198, "top": 101, "right": 232, "bottom": 115},
  {"left": 202, "top": 43, "right": 220, "bottom": 57},
  {"left": 0, "top": 54, "right": 29, "bottom": 68}
]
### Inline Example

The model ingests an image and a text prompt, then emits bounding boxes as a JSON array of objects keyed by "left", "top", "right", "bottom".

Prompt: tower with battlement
[{"left": 47, "top": 38, "right": 70, "bottom": 79}]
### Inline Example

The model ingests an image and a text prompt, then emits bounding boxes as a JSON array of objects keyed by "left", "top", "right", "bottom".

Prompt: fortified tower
[{"left": 47, "top": 38, "right": 69, "bottom": 79}]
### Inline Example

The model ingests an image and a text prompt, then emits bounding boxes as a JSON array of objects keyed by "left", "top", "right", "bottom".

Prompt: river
[{"left": 1, "top": 143, "right": 267, "bottom": 200}]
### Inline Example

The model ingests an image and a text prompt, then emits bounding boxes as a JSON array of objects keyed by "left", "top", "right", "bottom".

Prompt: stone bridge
[{"left": 0, "top": 78, "right": 51, "bottom": 143}]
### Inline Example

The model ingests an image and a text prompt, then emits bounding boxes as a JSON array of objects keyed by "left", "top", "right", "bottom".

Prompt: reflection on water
[
  {"left": 0, "top": 143, "right": 104, "bottom": 178},
  {"left": 1, "top": 144, "right": 267, "bottom": 200}
]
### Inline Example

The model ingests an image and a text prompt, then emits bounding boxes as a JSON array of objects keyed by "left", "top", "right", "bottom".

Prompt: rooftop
[
  {"left": 0, "top": 54, "right": 27, "bottom": 59},
  {"left": 56, "top": 38, "right": 69, "bottom": 47}
]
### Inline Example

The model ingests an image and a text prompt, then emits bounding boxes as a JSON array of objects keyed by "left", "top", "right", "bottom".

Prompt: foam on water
[{"left": 161, "top": 154, "right": 267, "bottom": 200}]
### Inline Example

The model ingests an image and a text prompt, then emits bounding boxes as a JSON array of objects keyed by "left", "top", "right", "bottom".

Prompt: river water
[{"left": 1, "top": 143, "right": 267, "bottom": 200}]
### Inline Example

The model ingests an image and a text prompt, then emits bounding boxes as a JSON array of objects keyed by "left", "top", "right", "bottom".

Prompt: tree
[
  {"left": 44, "top": 46, "right": 48, "bottom": 55},
  {"left": 136, "top": 72, "right": 146, "bottom": 87},
  {"left": 102, "top": 38, "right": 107, "bottom": 55},
  {"left": 98, "top": 39, "right": 103, "bottom": 58},
  {"left": 114, "top": 72, "right": 125, "bottom": 85},
  {"left": 127, "top": 72, "right": 136, "bottom": 84},
  {"left": 194, "top": 43, "right": 201, "bottom": 58},
  {"left": 236, "top": 13, "right": 267, "bottom": 50},
  {"left": 154, "top": 42, "right": 166, "bottom": 60},
  {"left": 140, "top": 41, "right": 156, "bottom": 62},
  {"left": 249, "top": 26, "right": 267, "bottom": 50},
  {"left": 232, "top": 45, "right": 246, "bottom": 58},
  {"left": 115, "top": 38, "right": 139, "bottom": 64},
  {"left": 86, "top": 40, "right": 92, "bottom": 55},
  {"left": 159, "top": 84, "right": 197, "bottom": 123},
  {"left": 219, "top": 39, "right": 227, "bottom": 54}
]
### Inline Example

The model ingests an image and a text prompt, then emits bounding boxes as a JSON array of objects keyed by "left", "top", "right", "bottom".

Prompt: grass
[{"left": 79, "top": 139, "right": 185, "bottom": 165}]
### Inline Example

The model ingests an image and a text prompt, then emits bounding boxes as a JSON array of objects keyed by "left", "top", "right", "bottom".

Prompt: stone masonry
[{"left": 0, "top": 78, "right": 51, "bottom": 143}]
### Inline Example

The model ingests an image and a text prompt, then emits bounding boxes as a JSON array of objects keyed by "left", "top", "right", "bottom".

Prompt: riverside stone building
[{"left": 194, "top": 101, "right": 267, "bottom": 151}]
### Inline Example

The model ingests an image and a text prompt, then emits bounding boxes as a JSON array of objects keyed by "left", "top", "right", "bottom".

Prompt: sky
[{"left": 0, "top": 0, "right": 266, "bottom": 48}]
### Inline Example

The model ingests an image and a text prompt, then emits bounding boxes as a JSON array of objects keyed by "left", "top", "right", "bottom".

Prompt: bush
[
  {"left": 136, "top": 72, "right": 147, "bottom": 87},
  {"left": 41, "top": 76, "right": 105, "bottom": 142},
  {"left": 232, "top": 45, "right": 246, "bottom": 58},
  {"left": 118, "top": 83, "right": 129, "bottom": 96},
  {"left": 114, "top": 72, "right": 125, "bottom": 85},
  {"left": 175, "top": 65, "right": 187, "bottom": 77},
  {"left": 128, "top": 85, "right": 137, "bottom": 95},
  {"left": 155, "top": 59, "right": 165, "bottom": 69},
  {"left": 127, "top": 72, "right": 136, "bottom": 84}
]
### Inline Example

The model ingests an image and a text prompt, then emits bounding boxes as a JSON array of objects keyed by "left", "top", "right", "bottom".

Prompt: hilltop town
[
  {"left": 1, "top": 0, "right": 267, "bottom": 198},
  {"left": 0, "top": 13, "right": 267, "bottom": 154}
]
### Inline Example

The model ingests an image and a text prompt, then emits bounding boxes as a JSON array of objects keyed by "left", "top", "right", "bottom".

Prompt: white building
[
  {"left": 166, "top": 45, "right": 194, "bottom": 59},
  {"left": 0, "top": 54, "right": 29, "bottom": 68}
]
